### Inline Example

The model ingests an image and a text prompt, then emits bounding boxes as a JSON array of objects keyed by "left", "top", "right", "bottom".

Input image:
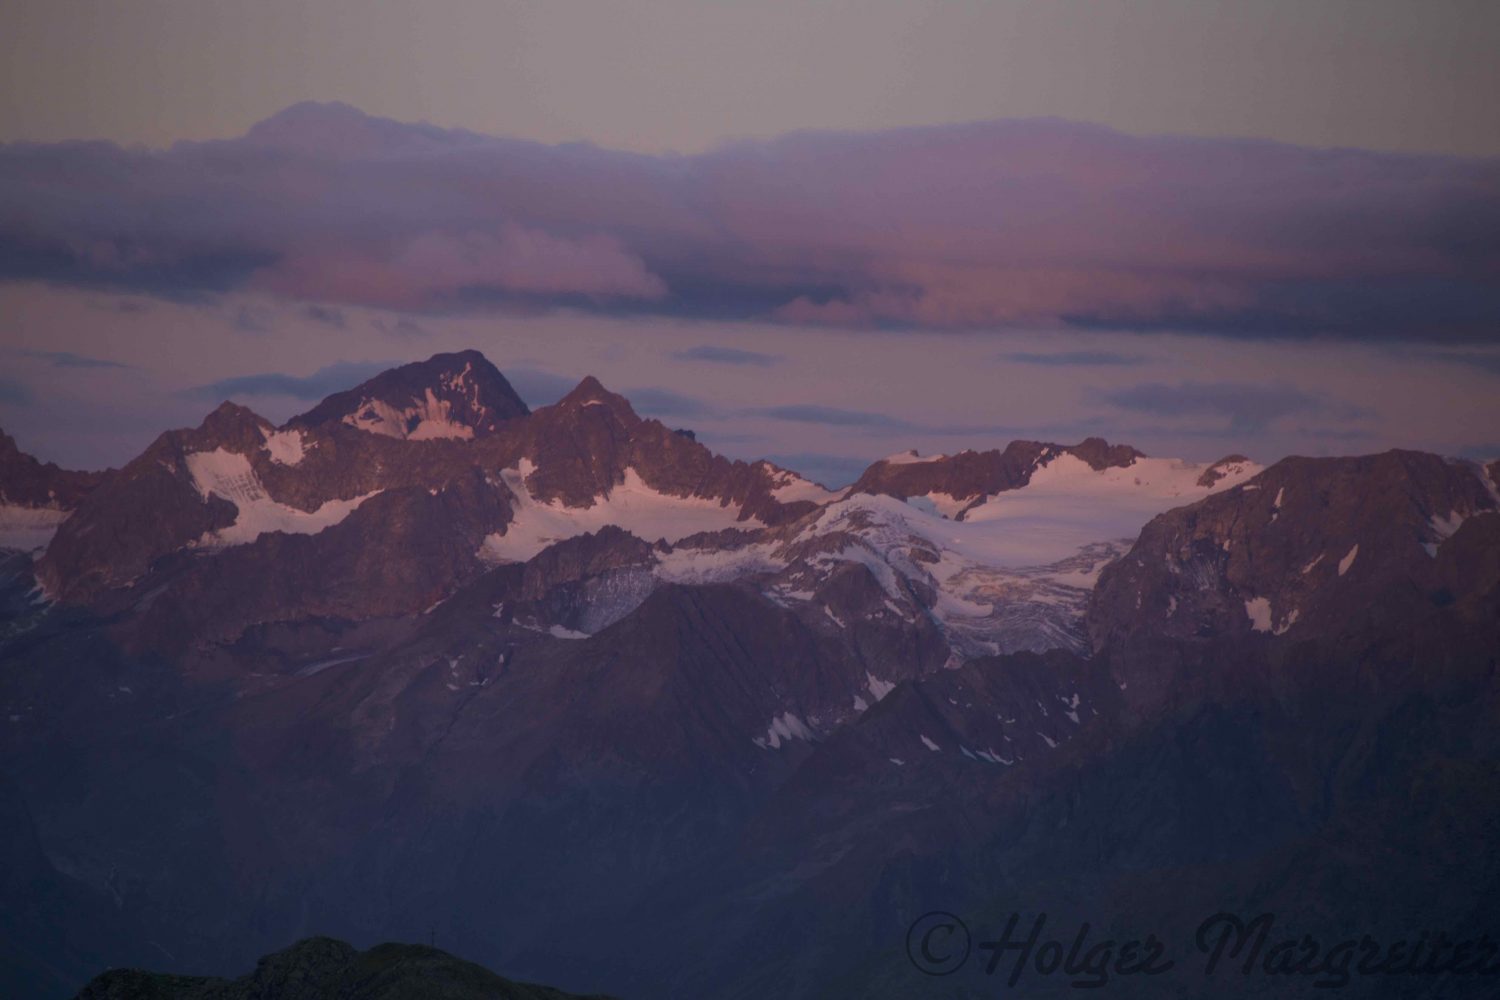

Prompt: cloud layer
[
  {"left": 672, "top": 345, "right": 782, "bottom": 367},
  {"left": 192, "top": 361, "right": 395, "bottom": 400},
  {"left": 1, "top": 101, "right": 1497, "bottom": 339},
  {"left": 1101, "top": 381, "right": 1334, "bottom": 433}
]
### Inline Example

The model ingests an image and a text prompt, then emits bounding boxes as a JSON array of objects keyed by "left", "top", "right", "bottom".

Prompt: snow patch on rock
[
  {"left": 343, "top": 387, "right": 475, "bottom": 440},
  {"left": 794, "top": 466, "right": 1210, "bottom": 656},
  {"left": 1274, "top": 608, "right": 1300, "bottom": 636},
  {"left": 479, "top": 461, "right": 759, "bottom": 563},
  {"left": 903, "top": 492, "right": 973, "bottom": 520},
  {"left": 1244, "top": 596, "right": 1273, "bottom": 632},
  {"left": 766, "top": 466, "right": 839, "bottom": 504},
  {"left": 753, "top": 712, "right": 815, "bottom": 749},
  {"left": 186, "top": 448, "right": 376, "bottom": 548},
  {"left": 260, "top": 427, "right": 308, "bottom": 466},
  {"left": 656, "top": 540, "right": 779, "bottom": 585},
  {"left": 882, "top": 450, "right": 944, "bottom": 466}
]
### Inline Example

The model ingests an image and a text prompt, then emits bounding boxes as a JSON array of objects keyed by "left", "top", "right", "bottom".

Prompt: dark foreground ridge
[{"left": 74, "top": 937, "right": 615, "bottom": 1000}]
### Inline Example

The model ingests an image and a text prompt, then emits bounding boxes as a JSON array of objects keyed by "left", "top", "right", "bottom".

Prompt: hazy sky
[
  {"left": 0, "top": 1, "right": 1497, "bottom": 481},
  {"left": 4, "top": 0, "right": 1499, "bottom": 156}
]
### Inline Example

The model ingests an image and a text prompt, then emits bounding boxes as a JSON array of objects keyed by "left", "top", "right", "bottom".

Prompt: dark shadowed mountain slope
[{"left": 0, "top": 774, "right": 152, "bottom": 1000}]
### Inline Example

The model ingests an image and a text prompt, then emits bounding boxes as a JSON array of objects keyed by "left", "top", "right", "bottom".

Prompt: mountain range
[{"left": 2, "top": 350, "right": 1498, "bottom": 999}]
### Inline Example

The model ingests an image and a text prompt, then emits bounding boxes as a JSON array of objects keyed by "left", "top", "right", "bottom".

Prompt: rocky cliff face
[
  {"left": 846, "top": 437, "right": 1149, "bottom": 518},
  {"left": 0, "top": 429, "right": 102, "bottom": 510},
  {"left": 1089, "top": 450, "right": 1500, "bottom": 652},
  {"left": 290, "top": 349, "right": 530, "bottom": 439}
]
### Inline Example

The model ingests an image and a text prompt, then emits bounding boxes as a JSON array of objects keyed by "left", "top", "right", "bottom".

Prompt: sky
[
  {"left": 1, "top": 1, "right": 1497, "bottom": 485},
  {"left": 4, "top": 1, "right": 1500, "bottom": 157}
]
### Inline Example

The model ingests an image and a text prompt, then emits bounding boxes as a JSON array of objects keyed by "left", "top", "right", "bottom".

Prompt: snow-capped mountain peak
[{"left": 290, "top": 350, "right": 528, "bottom": 440}]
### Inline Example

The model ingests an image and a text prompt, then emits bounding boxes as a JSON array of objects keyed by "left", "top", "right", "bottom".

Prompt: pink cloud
[{"left": 1, "top": 103, "right": 1496, "bottom": 339}]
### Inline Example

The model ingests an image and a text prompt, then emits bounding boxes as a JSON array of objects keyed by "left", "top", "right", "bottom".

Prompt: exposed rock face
[
  {"left": 290, "top": 349, "right": 530, "bottom": 439},
  {"left": 847, "top": 437, "right": 1145, "bottom": 518},
  {"left": 507, "top": 376, "right": 820, "bottom": 523},
  {"left": 1195, "top": 453, "right": 1252, "bottom": 487},
  {"left": 37, "top": 403, "right": 284, "bottom": 600},
  {"left": 0, "top": 428, "right": 103, "bottom": 509},
  {"left": 74, "top": 936, "right": 616, "bottom": 1000},
  {"left": 1089, "top": 450, "right": 1500, "bottom": 652}
]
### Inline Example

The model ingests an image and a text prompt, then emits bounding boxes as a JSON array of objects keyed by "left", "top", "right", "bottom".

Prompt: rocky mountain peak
[
  {"left": 241, "top": 101, "right": 476, "bottom": 158},
  {"left": 289, "top": 350, "right": 528, "bottom": 441},
  {"left": 554, "top": 375, "right": 636, "bottom": 417},
  {"left": 846, "top": 437, "right": 1145, "bottom": 511},
  {"left": 0, "top": 427, "right": 104, "bottom": 510},
  {"left": 1068, "top": 436, "right": 1146, "bottom": 471},
  {"left": 1088, "top": 449, "right": 1500, "bottom": 653},
  {"left": 196, "top": 400, "right": 271, "bottom": 440},
  {"left": 1196, "top": 453, "right": 1253, "bottom": 487},
  {"left": 0, "top": 427, "right": 25, "bottom": 463}
]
